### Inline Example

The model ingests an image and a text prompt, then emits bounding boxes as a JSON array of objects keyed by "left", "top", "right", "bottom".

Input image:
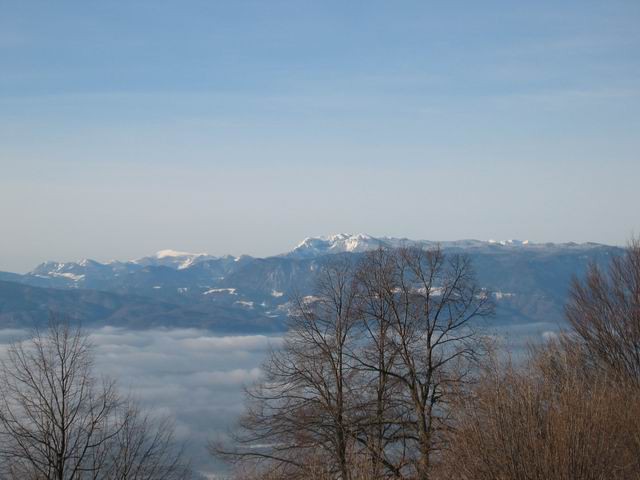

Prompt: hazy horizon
[{"left": 2, "top": 0, "right": 639, "bottom": 272}]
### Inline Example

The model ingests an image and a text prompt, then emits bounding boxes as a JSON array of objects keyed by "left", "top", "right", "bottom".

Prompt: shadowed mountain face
[
  {"left": 0, "top": 235, "right": 622, "bottom": 332},
  {"left": 0, "top": 280, "right": 282, "bottom": 333}
]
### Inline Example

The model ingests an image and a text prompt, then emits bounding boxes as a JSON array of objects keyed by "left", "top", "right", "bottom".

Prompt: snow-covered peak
[
  {"left": 329, "top": 233, "right": 375, "bottom": 251},
  {"left": 29, "top": 259, "right": 109, "bottom": 285},
  {"left": 27, "top": 249, "right": 227, "bottom": 280},
  {"left": 135, "top": 250, "right": 217, "bottom": 269},
  {"left": 287, "top": 235, "right": 605, "bottom": 259},
  {"left": 290, "top": 233, "right": 384, "bottom": 258},
  {"left": 154, "top": 249, "right": 205, "bottom": 259},
  {"left": 488, "top": 239, "right": 530, "bottom": 246}
]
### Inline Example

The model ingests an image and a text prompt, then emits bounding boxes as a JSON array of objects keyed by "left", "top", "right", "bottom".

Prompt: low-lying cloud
[
  {"left": 0, "top": 322, "right": 555, "bottom": 477},
  {"left": 0, "top": 327, "right": 281, "bottom": 477},
  {"left": 90, "top": 328, "right": 283, "bottom": 475}
]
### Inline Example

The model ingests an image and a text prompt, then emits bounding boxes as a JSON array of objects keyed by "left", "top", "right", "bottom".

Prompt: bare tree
[
  {"left": 351, "top": 248, "right": 409, "bottom": 478},
  {"left": 352, "top": 247, "right": 493, "bottom": 479},
  {"left": 103, "top": 400, "right": 191, "bottom": 480},
  {"left": 565, "top": 237, "right": 640, "bottom": 384},
  {"left": 0, "top": 322, "right": 120, "bottom": 480},
  {"left": 441, "top": 238, "right": 640, "bottom": 480},
  {"left": 216, "top": 247, "right": 492, "bottom": 480},
  {"left": 441, "top": 341, "right": 640, "bottom": 480},
  {"left": 213, "top": 259, "right": 360, "bottom": 479},
  {"left": 0, "top": 321, "right": 192, "bottom": 480}
]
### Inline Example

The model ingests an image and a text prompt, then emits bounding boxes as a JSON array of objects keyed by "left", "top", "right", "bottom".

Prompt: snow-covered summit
[
  {"left": 134, "top": 250, "right": 218, "bottom": 270},
  {"left": 488, "top": 239, "right": 530, "bottom": 246},
  {"left": 286, "top": 234, "right": 605, "bottom": 258},
  {"left": 291, "top": 233, "right": 384, "bottom": 258},
  {"left": 29, "top": 258, "right": 115, "bottom": 285},
  {"left": 26, "top": 249, "right": 222, "bottom": 284}
]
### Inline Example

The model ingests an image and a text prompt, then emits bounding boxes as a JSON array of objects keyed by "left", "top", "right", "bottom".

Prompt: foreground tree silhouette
[
  {"left": 440, "top": 342, "right": 640, "bottom": 480},
  {"left": 0, "top": 322, "right": 191, "bottom": 480},
  {"left": 105, "top": 399, "right": 191, "bottom": 480},
  {"left": 565, "top": 236, "right": 640, "bottom": 383},
  {"left": 213, "top": 260, "right": 360, "bottom": 479},
  {"left": 353, "top": 247, "right": 493, "bottom": 479},
  {"left": 214, "top": 247, "right": 493, "bottom": 480},
  {"left": 441, "top": 238, "right": 640, "bottom": 480}
]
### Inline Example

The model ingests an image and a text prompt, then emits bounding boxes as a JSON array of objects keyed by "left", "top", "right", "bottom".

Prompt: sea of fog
[{"left": 0, "top": 322, "right": 559, "bottom": 478}]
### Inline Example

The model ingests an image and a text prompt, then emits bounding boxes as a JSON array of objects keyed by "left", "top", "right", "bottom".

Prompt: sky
[{"left": 1, "top": 0, "right": 639, "bottom": 273}]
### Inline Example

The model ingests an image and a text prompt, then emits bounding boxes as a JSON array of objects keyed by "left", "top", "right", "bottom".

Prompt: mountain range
[{"left": 0, "top": 234, "right": 621, "bottom": 334}]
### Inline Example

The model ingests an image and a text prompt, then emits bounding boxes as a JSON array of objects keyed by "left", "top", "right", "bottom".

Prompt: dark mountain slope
[{"left": 0, "top": 281, "right": 284, "bottom": 333}]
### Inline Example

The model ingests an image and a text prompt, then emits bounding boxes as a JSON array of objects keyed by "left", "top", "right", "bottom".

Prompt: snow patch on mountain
[
  {"left": 234, "top": 300, "right": 254, "bottom": 309},
  {"left": 52, "top": 272, "right": 85, "bottom": 282},
  {"left": 204, "top": 288, "right": 237, "bottom": 296},
  {"left": 493, "top": 291, "right": 516, "bottom": 300}
]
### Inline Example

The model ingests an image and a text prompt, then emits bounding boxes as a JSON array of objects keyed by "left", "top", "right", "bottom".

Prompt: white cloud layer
[
  {"left": 0, "top": 327, "right": 281, "bottom": 477},
  {"left": 0, "top": 323, "right": 554, "bottom": 476}
]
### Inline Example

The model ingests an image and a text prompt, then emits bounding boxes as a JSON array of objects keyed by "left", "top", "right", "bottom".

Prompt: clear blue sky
[{"left": 1, "top": 1, "right": 639, "bottom": 272}]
